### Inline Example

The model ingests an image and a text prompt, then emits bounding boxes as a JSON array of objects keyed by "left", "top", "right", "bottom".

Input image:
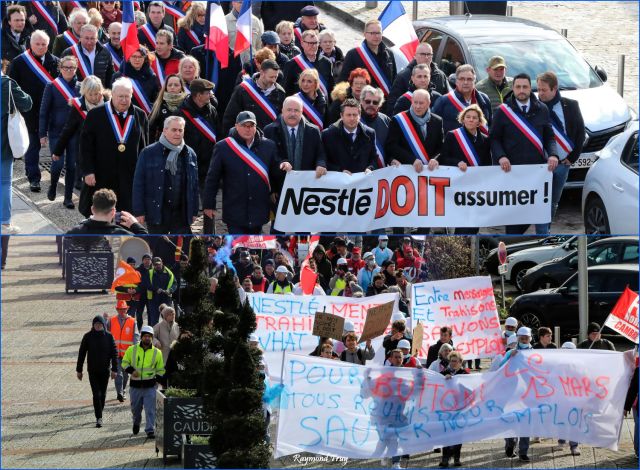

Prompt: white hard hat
[
  {"left": 505, "top": 317, "right": 518, "bottom": 327},
  {"left": 391, "top": 312, "right": 406, "bottom": 323},
  {"left": 337, "top": 258, "right": 348, "bottom": 265},
  {"left": 275, "top": 265, "right": 289, "bottom": 274},
  {"left": 397, "top": 339, "right": 411, "bottom": 350},
  {"left": 343, "top": 320, "right": 355, "bottom": 332},
  {"left": 378, "top": 235, "right": 389, "bottom": 241},
  {"left": 141, "top": 325, "right": 154, "bottom": 336},
  {"left": 561, "top": 341, "right": 577, "bottom": 349},
  {"left": 506, "top": 335, "right": 518, "bottom": 346},
  {"left": 516, "top": 326, "right": 532, "bottom": 337},
  {"left": 363, "top": 251, "right": 374, "bottom": 260}
]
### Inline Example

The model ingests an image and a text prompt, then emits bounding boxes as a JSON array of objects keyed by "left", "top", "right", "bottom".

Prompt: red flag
[
  {"left": 604, "top": 287, "right": 639, "bottom": 343},
  {"left": 111, "top": 260, "right": 142, "bottom": 292},
  {"left": 120, "top": 1, "right": 140, "bottom": 61},
  {"left": 299, "top": 236, "right": 321, "bottom": 295}
]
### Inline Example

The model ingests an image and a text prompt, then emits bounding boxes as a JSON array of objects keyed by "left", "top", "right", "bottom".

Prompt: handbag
[{"left": 7, "top": 79, "right": 29, "bottom": 159}]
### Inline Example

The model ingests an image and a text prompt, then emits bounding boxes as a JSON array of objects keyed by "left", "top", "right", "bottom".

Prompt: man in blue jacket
[
  {"left": 204, "top": 111, "right": 281, "bottom": 234},
  {"left": 132, "top": 116, "right": 199, "bottom": 235},
  {"left": 490, "top": 73, "right": 559, "bottom": 234}
]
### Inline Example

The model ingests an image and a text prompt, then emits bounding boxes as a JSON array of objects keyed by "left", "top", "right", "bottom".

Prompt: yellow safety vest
[
  {"left": 147, "top": 267, "right": 175, "bottom": 300},
  {"left": 122, "top": 343, "right": 165, "bottom": 381},
  {"left": 331, "top": 278, "right": 346, "bottom": 296},
  {"left": 273, "top": 283, "right": 292, "bottom": 295}
]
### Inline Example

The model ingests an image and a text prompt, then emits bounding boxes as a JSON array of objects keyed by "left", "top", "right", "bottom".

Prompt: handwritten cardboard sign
[
  {"left": 358, "top": 301, "right": 394, "bottom": 343},
  {"left": 411, "top": 322, "right": 424, "bottom": 357},
  {"left": 312, "top": 312, "right": 345, "bottom": 340}
]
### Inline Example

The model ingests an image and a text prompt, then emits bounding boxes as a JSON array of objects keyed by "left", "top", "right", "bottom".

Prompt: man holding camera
[{"left": 67, "top": 189, "right": 148, "bottom": 235}]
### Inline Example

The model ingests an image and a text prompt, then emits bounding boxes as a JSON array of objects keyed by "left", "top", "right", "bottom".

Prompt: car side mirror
[
  {"left": 568, "top": 258, "right": 578, "bottom": 269},
  {"left": 595, "top": 65, "right": 608, "bottom": 82}
]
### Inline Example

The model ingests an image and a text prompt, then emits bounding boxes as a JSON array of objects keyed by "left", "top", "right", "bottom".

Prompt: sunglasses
[{"left": 363, "top": 99, "right": 380, "bottom": 105}]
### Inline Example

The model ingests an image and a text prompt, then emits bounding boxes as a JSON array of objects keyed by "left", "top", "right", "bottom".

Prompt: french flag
[
  {"left": 379, "top": 1, "right": 419, "bottom": 61},
  {"left": 234, "top": 0, "right": 252, "bottom": 57},
  {"left": 120, "top": 1, "right": 140, "bottom": 60},
  {"left": 206, "top": 1, "right": 229, "bottom": 68}
]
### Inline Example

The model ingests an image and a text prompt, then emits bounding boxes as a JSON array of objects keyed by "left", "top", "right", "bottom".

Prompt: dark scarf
[{"left": 542, "top": 90, "right": 565, "bottom": 132}]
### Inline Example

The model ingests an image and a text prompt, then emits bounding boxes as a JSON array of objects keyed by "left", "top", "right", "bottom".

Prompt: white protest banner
[
  {"left": 231, "top": 235, "right": 277, "bottom": 250},
  {"left": 411, "top": 276, "right": 503, "bottom": 360},
  {"left": 275, "top": 350, "right": 634, "bottom": 458},
  {"left": 248, "top": 293, "right": 399, "bottom": 376},
  {"left": 274, "top": 165, "right": 552, "bottom": 232}
]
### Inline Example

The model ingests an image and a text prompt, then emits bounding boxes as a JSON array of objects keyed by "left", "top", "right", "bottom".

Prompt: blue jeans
[
  {"left": 25, "top": 130, "right": 42, "bottom": 183},
  {"left": 49, "top": 135, "right": 77, "bottom": 201},
  {"left": 1, "top": 158, "right": 13, "bottom": 224},
  {"left": 129, "top": 386, "right": 156, "bottom": 434},
  {"left": 535, "top": 162, "right": 570, "bottom": 234},
  {"left": 115, "top": 357, "right": 129, "bottom": 395}
]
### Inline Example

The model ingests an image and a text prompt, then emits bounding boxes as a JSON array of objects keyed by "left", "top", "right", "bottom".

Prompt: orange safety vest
[{"left": 110, "top": 315, "right": 136, "bottom": 358}]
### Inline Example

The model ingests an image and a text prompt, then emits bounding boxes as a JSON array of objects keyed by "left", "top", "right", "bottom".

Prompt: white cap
[
  {"left": 343, "top": 320, "right": 355, "bottom": 332},
  {"left": 249, "top": 333, "right": 259, "bottom": 342},
  {"left": 397, "top": 339, "right": 411, "bottom": 350},
  {"left": 391, "top": 312, "right": 406, "bottom": 323},
  {"left": 275, "top": 265, "right": 289, "bottom": 274},
  {"left": 505, "top": 317, "right": 518, "bottom": 327},
  {"left": 337, "top": 258, "right": 348, "bottom": 265},
  {"left": 517, "top": 326, "right": 532, "bottom": 337},
  {"left": 363, "top": 251, "right": 374, "bottom": 260},
  {"left": 506, "top": 335, "right": 518, "bottom": 346},
  {"left": 378, "top": 235, "right": 389, "bottom": 241},
  {"left": 141, "top": 325, "right": 154, "bottom": 336},
  {"left": 561, "top": 341, "right": 577, "bottom": 349}
]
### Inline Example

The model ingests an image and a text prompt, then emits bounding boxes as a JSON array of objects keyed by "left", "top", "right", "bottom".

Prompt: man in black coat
[
  {"left": 322, "top": 98, "right": 378, "bottom": 174},
  {"left": 264, "top": 95, "right": 327, "bottom": 193},
  {"left": 203, "top": 111, "right": 282, "bottom": 234},
  {"left": 2, "top": 5, "right": 30, "bottom": 61},
  {"left": 24, "top": 0, "right": 67, "bottom": 52},
  {"left": 137, "top": 1, "right": 175, "bottom": 51},
  {"left": 76, "top": 315, "right": 118, "bottom": 428},
  {"left": 222, "top": 59, "right": 286, "bottom": 135},
  {"left": 9, "top": 31, "right": 59, "bottom": 192},
  {"left": 79, "top": 77, "right": 149, "bottom": 216},
  {"left": 282, "top": 29, "right": 334, "bottom": 97},
  {"left": 490, "top": 73, "right": 559, "bottom": 234},
  {"left": 536, "top": 71, "right": 585, "bottom": 234},
  {"left": 339, "top": 19, "right": 397, "bottom": 115},
  {"left": 61, "top": 24, "right": 113, "bottom": 88},
  {"left": 387, "top": 43, "right": 448, "bottom": 112},
  {"left": 425, "top": 326, "right": 454, "bottom": 368}
]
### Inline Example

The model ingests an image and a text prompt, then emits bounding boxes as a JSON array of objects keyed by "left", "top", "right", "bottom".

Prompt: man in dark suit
[
  {"left": 80, "top": 77, "right": 149, "bottom": 217},
  {"left": 264, "top": 95, "right": 327, "bottom": 194},
  {"left": 321, "top": 98, "right": 378, "bottom": 174},
  {"left": 61, "top": 24, "right": 113, "bottom": 88},
  {"left": 9, "top": 30, "right": 59, "bottom": 192},
  {"left": 282, "top": 29, "right": 334, "bottom": 96},
  {"left": 535, "top": 71, "right": 585, "bottom": 234},
  {"left": 24, "top": 0, "right": 67, "bottom": 53},
  {"left": 2, "top": 5, "right": 30, "bottom": 62}
]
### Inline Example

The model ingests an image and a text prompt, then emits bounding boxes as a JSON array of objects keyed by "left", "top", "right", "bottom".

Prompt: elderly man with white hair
[
  {"left": 79, "top": 77, "right": 149, "bottom": 217},
  {"left": 61, "top": 23, "right": 114, "bottom": 87},
  {"left": 51, "top": 8, "right": 87, "bottom": 57},
  {"left": 9, "top": 29, "right": 59, "bottom": 193},
  {"left": 132, "top": 116, "right": 199, "bottom": 234}
]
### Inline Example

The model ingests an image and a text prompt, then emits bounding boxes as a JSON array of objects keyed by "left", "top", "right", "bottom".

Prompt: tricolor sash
[
  {"left": 394, "top": 111, "right": 429, "bottom": 163},
  {"left": 22, "top": 50, "right": 54, "bottom": 85},
  {"left": 70, "top": 44, "right": 91, "bottom": 79},
  {"left": 62, "top": 30, "right": 79, "bottom": 47},
  {"left": 355, "top": 41, "right": 390, "bottom": 95},
  {"left": 360, "top": 117, "right": 385, "bottom": 168},
  {"left": 452, "top": 128, "right": 480, "bottom": 166},
  {"left": 224, "top": 137, "right": 270, "bottom": 189},
  {"left": 32, "top": 2, "right": 58, "bottom": 35},
  {"left": 150, "top": 57, "right": 166, "bottom": 86},
  {"left": 104, "top": 43, "right": 123, "bottom": 72},
  {"left": 293, "top": 54, "right": 328, "bottom": 97},
  {"left": 297, "top": 92, "right": 323, "bottom": 130},
  {"left": 140, "top": 24, "right": 158, "bottom": 48},
  {"left": 105, "top": 101, "right": 135, "bottom": 146},
  {"left": 71, "top": 97, "right": 87, "bottom": 119},
  {"left": 184, "top": 29, "right": 201, "bottom": 48},
  {"left": 551, "top": 123, "right": 574, "bottom": 159},
  {"left": 163, "top": 2, "right": 186, "bottom": 19},
  {"left": 130, "top": 79, "right": 152, "bottom": 114},
  {"left": 52, "top": 77, "right": 78, "bottom": 102},
  {"left": 402, "top": 91, "right": 413, "bottom": 102},
  {"left": 445, "top": 91, "right": 489, "bottom": 136},
  {"left": 239, "top": 79, "right": 278, "bottom": 121},
  {"left": 182, "top": 109, "right": 217, "bottom": 143},
  {"left": 294, "top": 27, "right": 303, "bottom": 44},
  {"left": 499, "top": 103, "right": 544, "bottom": 155}
]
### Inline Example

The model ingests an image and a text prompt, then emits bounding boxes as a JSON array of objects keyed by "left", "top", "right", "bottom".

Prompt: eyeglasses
[
  {"left": 416, "top": 52, "right": 434, "bottom": 57},
  {"left": 303, "top": 41, "right": 319, "bottom": 45},
  {"left": 130, "top": 55, "right": 144, "bottom": 60},
  {"left": 365, "top": 31, "right": 382, "bottom": 35},
  {"left": 363, "top": 99, "right": 380, "bottom": 105},
  {"left": 61, "top": 66, "right": 77, "bottom": 71}
]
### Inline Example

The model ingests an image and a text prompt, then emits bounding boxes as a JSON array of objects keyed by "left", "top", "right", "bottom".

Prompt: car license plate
[
  {"left": 571, "top": 153, "right": 597, "bottom": 168},
  {"left": 498, "top": 264, "right": 508, "bottom": 275}
]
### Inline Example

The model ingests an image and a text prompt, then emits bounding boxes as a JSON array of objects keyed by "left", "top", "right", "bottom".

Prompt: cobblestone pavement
[{"left": 1, "top": 236, "right": 638, "bottom": 468}]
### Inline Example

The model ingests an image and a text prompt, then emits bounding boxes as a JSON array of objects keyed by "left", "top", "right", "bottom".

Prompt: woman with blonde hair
[
  {"left": 275, "top": 20, "right": 300, "bottom": 60},
  {"left": 177, "top": 1, "right": 206, "bottom": 54},
  {"left": 149, "top": 73, "right": 187, "bottom": 141},
  {"left": 296, "top": 68, "right": 326, "bottom": 129}
]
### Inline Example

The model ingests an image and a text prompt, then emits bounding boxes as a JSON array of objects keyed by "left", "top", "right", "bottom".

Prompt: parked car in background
[
  {"left": 412, "top": 15, "right": 635, "bottom": 188},
  {"left": 483, "top": 236, "right": 570, "bottom": 276},
  {"left": 510, "top": 264, "right": 639, "bottom": 341},
  {"left": 582, "top": 121, "right": 639, "bottom": 234},
  {"left": 521, "top": 236, "right": 639, "bottom": 292}
]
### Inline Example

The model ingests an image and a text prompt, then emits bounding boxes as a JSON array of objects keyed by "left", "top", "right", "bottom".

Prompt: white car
[
  {"left": 503, "top": 236, "right": 577, "bottom": 290},
  {"left": 582, "top": 121, "right": 639, "bottom": 234}
]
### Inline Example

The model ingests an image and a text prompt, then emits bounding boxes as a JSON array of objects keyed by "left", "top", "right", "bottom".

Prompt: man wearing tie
[{"left": 61, "top": 24, "right": 113, "bottom": 87}]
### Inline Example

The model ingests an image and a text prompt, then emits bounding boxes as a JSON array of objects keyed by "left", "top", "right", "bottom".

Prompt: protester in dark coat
[
  {"left": 426, "top": 327, "right": 454, "bottom": 368},
  {"left": 76, "top": 315, "right": 118, "bottom": 428},
  {"left": 1, "top": 5, "right": 30, "bottom": 61},
  {"left": 112, "top": 48, "right": 159, "bottom": 114},
  {"left": 24, "top": 1, "right": 68, "bottom": 51},
  {"left": 61, "top": 27, "right": 114, "bottom": 88}
]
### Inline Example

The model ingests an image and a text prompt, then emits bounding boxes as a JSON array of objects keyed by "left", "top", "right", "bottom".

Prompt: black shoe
[
  {"left": 505, "top": 447, "right": 515, "bottom": 458},
  {"left": 96, "top": 418, "right": 103, "bottom": 428},
  {"left": 475, "top": 366, "right": 482, "bottom": 370},
  {"left": 30, "top": 181, "right": 41, "bottom": 192},
  {"left": 47, "top": 184, "right": 56, "bottom": 201},
  {"left": 117, "top": 393, "right": 124, "bottom": 403},
  {"left": 63, "top": 199, "right": 75, "bottom": 209},
  {"left": 147, "top": 432, "right": 155, "bottom": 439},
  {"left": 453, "top": 460, "right": 462, "bottom": 467},
  {"left": 438, "top": 460, "right": 449, "bottom": 468},
  {"left": 519, "top": 455, "right": 530, "bottom": 462},
  {"left": 132, "top": 423, "right": 139, "bottom": 435}
]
